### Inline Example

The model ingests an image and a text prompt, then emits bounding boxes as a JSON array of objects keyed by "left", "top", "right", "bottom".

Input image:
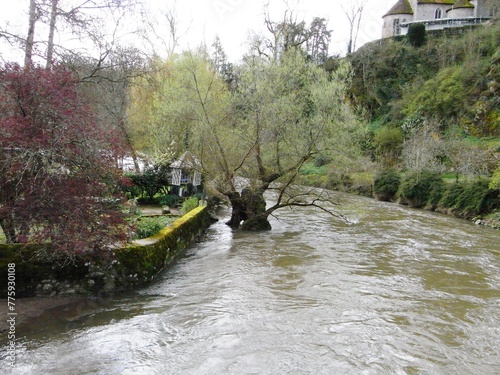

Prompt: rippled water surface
[{"left": 2, "top": 193, "right": 499, "bottom": 374}]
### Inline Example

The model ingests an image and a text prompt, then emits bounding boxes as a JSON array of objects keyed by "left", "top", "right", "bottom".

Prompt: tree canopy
[
  {"left": 127, "top": 45, "right": 361, "bottom": 230},
  {"left": 0, "top": 64, "right": 130, "bottom": 256}
]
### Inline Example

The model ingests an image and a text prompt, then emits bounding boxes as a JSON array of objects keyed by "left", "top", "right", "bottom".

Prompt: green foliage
[
  {"left": 121, "top": 173, "right": 143, "bottom": 199},
  {"left": 427, "top": 179, "right": 446, "bottom": 209},
  {"left": 299, "top": 162, "right": 328, "bottom": 176},
  {"left": 348, "top": 39, "right": 437, "bottom": 120},
  {"left": 373, "top": 169, "right": 401, "bottom": 201},
  {"left": 490, "top": 165, "right": 500, "bottom": 190},
  {"left": 158, "top": 194, "right": 180, "bottom": 207},
  {"left": 403, "top": 66, "right": 467, "bottom": 120},
  {"left": 373, "top": 126, "right": 404, "bottom": 164},
  {"left": 397, "top": 171, "right": 443, "bottom": 208},
  {"left": 454, "top": 179, "right": 499, "bottom": 217},
  {"left": 182, "top": 197, "right": 199, "bottom": 214},
  {"left": 349, "top": 23, "right": 500, "bottom": 135},
  {"left": 439, "top": 182, "right": 466, "bottom": 209},
  {"left": 132, "top": 216, "right": 175, "bottom": 240},
  {"left": 437, "top": 178, "right": 500, "bottom": 217},
  {"left": 408, "top": 23, "right": 427, "bottom": 47},
  {"left": 128, "top": 163, "right": 170, "bottom": 201}
]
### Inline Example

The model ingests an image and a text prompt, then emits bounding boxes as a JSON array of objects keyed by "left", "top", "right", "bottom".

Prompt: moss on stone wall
[{"left": 0, "top": 206, "right": 213, "bottom": 297}]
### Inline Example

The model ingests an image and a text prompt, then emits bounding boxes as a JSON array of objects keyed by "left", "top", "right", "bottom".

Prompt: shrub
[
  {"left": 397, "top": 170, "right": 443, "bottom": 207},
  {"left": 158, "top": 194, "right": 180, "bottom": 207},
  {"left": 132, "top": 216, "right": 175, "bottom": 240},
  {"left": 408, "top": 23, "right": 427, "bottom": 47},
  {"left": 439, "top": 182, "right": 466, "bottom": 210},
  {"left": 182, "top": 197, "right": 199, "bottom": 214},
  {"left": 374, "top": 169, "right": 401, "bottom": 201},
  {"left": 427, "top": 179, "right": 446, "bottom": 209},
  {"left": 490, "top": 164, "right": 500, "bottom": 190},
  {"left": 455, "top": 179, "right": 499, "bottom": 218},
  {"left": 373, "top": 126, "right": 404, "bottom": 164}
]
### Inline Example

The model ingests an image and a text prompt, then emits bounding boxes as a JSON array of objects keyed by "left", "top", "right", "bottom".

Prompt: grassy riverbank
[{"left": 297, "top": 162, "right": 500, "bottom": 229}]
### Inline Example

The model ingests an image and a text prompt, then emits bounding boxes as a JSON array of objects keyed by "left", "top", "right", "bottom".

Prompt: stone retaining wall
[{"left": 0, "top": 206, "right": 213, "bottom": 297}]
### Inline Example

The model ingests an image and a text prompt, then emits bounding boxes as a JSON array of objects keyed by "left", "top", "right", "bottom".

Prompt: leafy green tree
[
  {"left": 127, "top": 54, "right": 210, "bottom": 159},
  {"left": 202, "top": 50, "right": 359, "bottom": 230},
  {"left": 373, "top": 126, "right": 404, "bottom": 166},
  {"left": 128, "top": 49, "right": 360, "bottom": 230}
]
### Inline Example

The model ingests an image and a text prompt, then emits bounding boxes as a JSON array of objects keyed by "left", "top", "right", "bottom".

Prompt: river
[{"left": 1, "top": 192, "right": 499, "bottom": 374}]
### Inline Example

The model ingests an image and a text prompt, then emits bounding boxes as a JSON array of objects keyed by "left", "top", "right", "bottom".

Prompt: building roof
[
  {"left": 384, "top": 0, "right": 414, "bottom": 17},
  {"left": 170, "top": 151, "right": 200, "bottom": 169},
  {"left": 417, "top": 0, "right": 456, "bottom": 4},
  {"left": 449, "top": 0, "right": 475, "bottom": 9},
  {"left": 384, "top": 0, "right": 475, "bottom": 17}
]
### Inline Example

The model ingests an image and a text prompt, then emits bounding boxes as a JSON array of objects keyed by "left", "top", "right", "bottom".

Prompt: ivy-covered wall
[{"left": 0, "top": 206, "right": 213, "bottom": 297}]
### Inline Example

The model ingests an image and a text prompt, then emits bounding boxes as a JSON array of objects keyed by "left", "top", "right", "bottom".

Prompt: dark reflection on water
[{"left": 1, "top": 192, "right": 499, "bottom": 375}]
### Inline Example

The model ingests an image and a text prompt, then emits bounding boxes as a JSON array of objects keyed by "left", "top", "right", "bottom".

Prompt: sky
[
  {"left": 147, "top": 0, "right": 392, "bottom": 60},
  {"left": 0, "top": 0, "right": 392, "bottom": 63}
]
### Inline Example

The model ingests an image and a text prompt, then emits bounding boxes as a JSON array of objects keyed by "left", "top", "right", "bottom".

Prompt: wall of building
[
  {"left": 417, "top": 4, "right": 451, "bottom": 20},
  {"left": 382, "top": 14, "right": 413, "bottom": 38},
  {"left": 448, "top": 7, "right": 475, "bottom": 19}
]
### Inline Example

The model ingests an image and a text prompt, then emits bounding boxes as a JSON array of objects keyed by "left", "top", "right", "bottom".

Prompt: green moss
[{"left": 113, "top": 206, "right": 211, "bottom": 289}]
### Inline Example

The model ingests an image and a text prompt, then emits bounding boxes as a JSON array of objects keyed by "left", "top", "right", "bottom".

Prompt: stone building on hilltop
[{"left": 382, "top": 0, "right": 497, "bottom": 38}]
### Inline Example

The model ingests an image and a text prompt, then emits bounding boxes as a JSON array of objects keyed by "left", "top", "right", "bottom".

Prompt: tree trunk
[
  {"left": 225, "top": 192, "right": 247, "bottom": 228},
  {"left": 24, "top": 0, "right": 37, "bottom": 67},
  {"left": 225, "top": 188, "right": 271, "bottom": 231},
  {"left": 121, "top": 120, "right": 141, "bottom": 174},
  {"left": 46, "top": 0, "right": 59, "bottom": 69},
  {"left": 0, "top": 217, "right": 18, "bottom": 243}
]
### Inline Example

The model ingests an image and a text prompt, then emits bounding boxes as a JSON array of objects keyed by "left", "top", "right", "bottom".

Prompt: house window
[
  {"left": 435, "top": 8, "right": 442, "bottom": 19},
  {"left": 180, "top": 170, "right": 191, "bottom": 184},
  {"left": 393, "top": 19, "right": 400, "bottom": 35}
]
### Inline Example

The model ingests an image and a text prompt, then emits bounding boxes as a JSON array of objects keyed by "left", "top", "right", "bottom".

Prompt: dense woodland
[{"left": 1, "top": 0, "right": 499, "bottom": 259}]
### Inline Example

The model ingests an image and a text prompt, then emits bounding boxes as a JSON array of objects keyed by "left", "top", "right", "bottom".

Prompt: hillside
[
  {"left": 300, "top": 22, "right": 500, "bottom": 224},
  {"left": 348, "top": 22, "right": 499, "bottom": 138}
]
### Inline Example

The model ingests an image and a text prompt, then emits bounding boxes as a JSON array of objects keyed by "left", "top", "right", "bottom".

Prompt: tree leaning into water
[
  {"left": 201, "top": 49, "right": 360, "bottom": 230},
  {"left": 128, "top": 47, "right": 361, "bottom": 230}
]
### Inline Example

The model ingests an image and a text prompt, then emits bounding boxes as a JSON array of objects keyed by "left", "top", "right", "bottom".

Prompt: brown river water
[{"left": 1, "top": 192, "right": 499, "bottom": 374}]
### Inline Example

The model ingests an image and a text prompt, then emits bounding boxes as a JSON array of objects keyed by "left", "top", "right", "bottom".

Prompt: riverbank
[
  {"left": 297, "top": 168, "right": 500, "bottom": 230},
  {"left": 0, "top": 205, "right": 214, "bottom": 298}
]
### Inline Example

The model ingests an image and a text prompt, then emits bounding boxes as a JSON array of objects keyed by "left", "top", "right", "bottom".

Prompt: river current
[{"left": 2, "top": 192, "right": 499, "bottom": 374}]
